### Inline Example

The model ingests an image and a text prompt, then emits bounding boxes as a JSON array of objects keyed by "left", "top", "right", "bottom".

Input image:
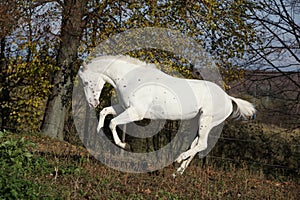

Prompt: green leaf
[{"left": 24, "top": 152, "right": 33, "bottom": 158}]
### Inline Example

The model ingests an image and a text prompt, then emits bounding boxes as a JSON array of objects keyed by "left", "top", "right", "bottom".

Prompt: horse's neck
[
  {"left": 98, "top": 60, "right": 139, "bottom": 82},
  {"left": 89, "top": 59, "right": 145, "bottom": 87},
  {"left": 109, "top": 62, "right": 138, "bottom": 77},
  {"left": 99, "top": 73, "right": 117, "bottom": 88}
]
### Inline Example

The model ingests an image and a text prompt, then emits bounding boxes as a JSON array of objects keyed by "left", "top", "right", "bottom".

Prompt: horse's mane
[{"left": 87, "top": 55, "right": 157, "bottom": 69}]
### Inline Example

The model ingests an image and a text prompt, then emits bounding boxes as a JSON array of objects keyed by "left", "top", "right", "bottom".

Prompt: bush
[
  {"left": 0, "top": 130, "right": 47, "bottom": 199},
  {"left": 208, "top": 122, "right": 299, "bottom": 179}
]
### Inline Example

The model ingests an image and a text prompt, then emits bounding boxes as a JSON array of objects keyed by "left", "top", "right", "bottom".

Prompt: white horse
[{"left": 78, "top": 55, "right": 256, "bottom": 175}]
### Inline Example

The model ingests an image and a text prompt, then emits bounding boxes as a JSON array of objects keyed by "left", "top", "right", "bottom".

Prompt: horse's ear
[
  {"left": 79, "top": 62, "right": 87, "bottom": 73},
  {"left": 82, "top": 62, "right": 88, "bottom": 70}
]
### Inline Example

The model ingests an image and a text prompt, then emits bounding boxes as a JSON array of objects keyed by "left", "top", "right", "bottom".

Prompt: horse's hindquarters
[{"left": 190, "top": 81, "right": 233, "bottom": 126}]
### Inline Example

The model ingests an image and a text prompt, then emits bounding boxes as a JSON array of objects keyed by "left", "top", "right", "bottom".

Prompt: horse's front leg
[
  {"left": 97, "top": 104, "right": 123, "bottom": 133},
  {"left": 109, "top": 106, "right": 143, "bottom": 149}
]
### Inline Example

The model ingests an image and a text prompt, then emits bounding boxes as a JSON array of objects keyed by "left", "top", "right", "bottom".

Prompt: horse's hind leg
[
  {"left": 173, "top": 136, "right": 199, "bottom": 177},
  {"left": 176, "top": 114, "right": 212, "bottom": 163},
  {"left": 109, "top": 106, "right": 143, "bottom": 148}
]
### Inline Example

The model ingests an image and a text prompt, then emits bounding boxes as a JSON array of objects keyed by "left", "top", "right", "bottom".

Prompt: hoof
[
  {"left": 117, "top": 142, "right": 127, "bottom": 149},
  {"left": 176, "top": 157, "right": 182, "bottom": 163},
  {"left": 123, "top": 143, "right": 131, "bottom": 151},
  {"left": 98, "top": 128, "right": 105, "bottom": 136},
  {"left": 97, "top": 125, "right": 102, "bottom": 133},
  {"left": 175, "top": 155, "right": 184, "bottom": 163},
  {"left": 172, "top": 173, "right": 177, "bottom": 179}
]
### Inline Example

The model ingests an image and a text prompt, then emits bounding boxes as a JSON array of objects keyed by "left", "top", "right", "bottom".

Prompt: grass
[{"left": 0, "top": 130, "right": 299, "bottom": 199}]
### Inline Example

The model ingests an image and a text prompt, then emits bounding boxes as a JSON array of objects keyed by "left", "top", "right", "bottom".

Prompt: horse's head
[{"left": 78, "top": 63, "right": 106, "bottom": 108}]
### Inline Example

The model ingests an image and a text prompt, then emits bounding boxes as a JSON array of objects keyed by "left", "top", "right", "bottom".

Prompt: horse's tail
[{"left": 229, "top": 96, "right": 256, "bottom": 120}]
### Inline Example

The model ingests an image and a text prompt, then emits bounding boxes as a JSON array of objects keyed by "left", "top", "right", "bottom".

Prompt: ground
[{"left": 1, "top": 132, "right": 298, "bottom": 199}]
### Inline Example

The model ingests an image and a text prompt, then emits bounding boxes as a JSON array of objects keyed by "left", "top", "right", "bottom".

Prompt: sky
[{"left": 8, "top": 0, "right": 300, "bottom": 72}]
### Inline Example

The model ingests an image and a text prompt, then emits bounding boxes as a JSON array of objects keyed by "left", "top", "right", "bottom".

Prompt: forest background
[{"left": 0, "top": 1, "right": 299, "bottom": 198}]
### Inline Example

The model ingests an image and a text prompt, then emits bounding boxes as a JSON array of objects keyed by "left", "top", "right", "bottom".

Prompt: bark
[
  {"left": 0, "top": 37, "right": 9, "bottom": 130},
  {"left": 0, "top": 0, "right": 19, "bottom": 130},
  {"left": 41, "top": 0, "right": 87, "bottom": 140}
]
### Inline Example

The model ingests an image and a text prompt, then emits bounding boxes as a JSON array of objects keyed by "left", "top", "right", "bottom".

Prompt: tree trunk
[
  {"left": 41, "top": 0, "right": 87, "bottom": 140},
  {"left": 0, "top": 37, "right": 10, "bottom": 130}
]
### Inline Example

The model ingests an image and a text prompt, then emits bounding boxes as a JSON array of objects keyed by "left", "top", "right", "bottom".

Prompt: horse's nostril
[{"left": 88, "top": 103, "right": 94, "bottom": 108}]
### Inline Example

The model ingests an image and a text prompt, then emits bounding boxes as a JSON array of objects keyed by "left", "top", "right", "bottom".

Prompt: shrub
[
  {"left": 0, "top": 130, "right": 46, "bottom": 199},
  {"left": 208, "top": 122, "right": 299, "bottom": 179}
]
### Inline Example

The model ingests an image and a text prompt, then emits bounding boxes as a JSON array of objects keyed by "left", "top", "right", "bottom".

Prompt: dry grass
[{"left": 13, "top": 133, "right": 299, "bottom": 199}]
